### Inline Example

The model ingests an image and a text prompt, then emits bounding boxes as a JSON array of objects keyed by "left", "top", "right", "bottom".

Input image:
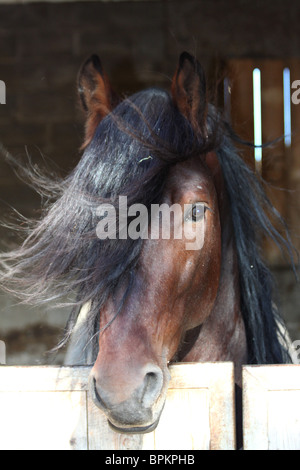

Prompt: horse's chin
[{"left": 107, "top": 418, "right": 160, "bottom": 434}]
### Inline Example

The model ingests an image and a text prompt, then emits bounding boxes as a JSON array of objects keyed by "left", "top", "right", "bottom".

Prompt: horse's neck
[{"left": 182, "top": 186, "right": 248, "bottom": 386}]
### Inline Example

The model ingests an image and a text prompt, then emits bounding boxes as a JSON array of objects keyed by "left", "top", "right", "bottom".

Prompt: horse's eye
[
  {"left": 186, "top": 203, "right": 208, "bottom": 222},
  {"left": 192, "top": 204, "right": 205, "bottom": 222}
]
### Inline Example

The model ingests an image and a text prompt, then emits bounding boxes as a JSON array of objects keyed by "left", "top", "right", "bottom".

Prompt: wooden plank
[
  {"left": 243, "top": 365, "right": 300, "bottom": 450},
  {"left": 268, "top": 391, "right": 300, "bottom": 450},
  {"left": 0, "top": 362, "right": 236, "bottom": 450},
  {"left": 153, "top": 389, "right": 210, "bottom": 450},
  {"left": 0, "top": 391, "right": 88, "bottom": 450},
  {"left": 0, "top": 365, "right": 90, "bottom": 391}
]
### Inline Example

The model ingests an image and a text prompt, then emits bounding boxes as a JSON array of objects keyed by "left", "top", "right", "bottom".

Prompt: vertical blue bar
[
  {"left": 283, "top": 68, "right": 291, "bottom": 147},
  {"left": 253, "top": 68, "right": 262, "bottom": 162}
]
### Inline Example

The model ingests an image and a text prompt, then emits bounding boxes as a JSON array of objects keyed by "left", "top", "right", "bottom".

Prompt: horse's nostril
[
  {"left": 141, "top": 367, "right": 163, "bottom": 408},
  {"left": 145, "top": 372, "right": 157, "bottom": 386},
  {"left": 144, "top": 372, "right": 156, "bottom": 394}
]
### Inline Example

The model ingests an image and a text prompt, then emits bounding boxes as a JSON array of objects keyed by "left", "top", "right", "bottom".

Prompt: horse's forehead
[{"left": 165, "top": 157, "right": 215, "bottom": 198}]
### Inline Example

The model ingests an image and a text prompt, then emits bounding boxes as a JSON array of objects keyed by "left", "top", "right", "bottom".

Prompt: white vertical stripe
[
  {"left": 283, "top": 67, "right": 291, "bottom": 147},
  {"left": 253, "top": 68, "right": 262, "bottom": 162}
]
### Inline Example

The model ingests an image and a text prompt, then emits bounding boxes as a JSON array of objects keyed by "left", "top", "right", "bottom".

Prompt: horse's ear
[
  {"left": 78, "top": 55, "right": 118, "bottom": 148},
  {"left": 171, "top": 52, "right": 207, "bottom": 136}
]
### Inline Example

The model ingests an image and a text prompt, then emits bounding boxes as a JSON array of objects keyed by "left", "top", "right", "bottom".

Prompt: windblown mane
[
  {"left": 0, "top": 87, "right": 295, "bottom": 364},
  {"left": 216, "top": 137, "right": 295, "bottom": 364}
]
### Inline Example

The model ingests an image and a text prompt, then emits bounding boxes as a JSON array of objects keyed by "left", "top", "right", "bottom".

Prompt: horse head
[{"left": 78, "top": 52, "right": 247, "bottom": 432}]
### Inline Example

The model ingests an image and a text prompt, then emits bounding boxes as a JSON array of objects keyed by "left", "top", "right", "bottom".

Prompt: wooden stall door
[
  {"left": 243, "top": 364, "right": 300, "bottom": 450},
  {"left": 0, "top": 363, "right": 236, "bottom": 450}
]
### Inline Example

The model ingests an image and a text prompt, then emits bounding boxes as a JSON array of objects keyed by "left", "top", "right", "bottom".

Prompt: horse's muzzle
[{"left": 89, "top": 364, "right": 169, "bottom": 433}]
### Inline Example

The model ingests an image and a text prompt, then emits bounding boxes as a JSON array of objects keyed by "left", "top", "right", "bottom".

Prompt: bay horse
[{"left": 0, "top": 52, "right": 295, "bottom": 435}]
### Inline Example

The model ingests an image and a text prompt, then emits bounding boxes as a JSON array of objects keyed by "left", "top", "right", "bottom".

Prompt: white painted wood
[
  {"left": 0, "top": 391, "right": 88, "bottom": 450},
  {"left": 0, "top": 365, "right": 90, "bottom": 391},
  {"left": 0, "top": 362, "right": 236, "bottom": 450},
  {"left": 243, "top": 365, "right": 300, "bottom": 450},
  {"left": 152, "top": 389, "right": 210, "bottom": 450}
]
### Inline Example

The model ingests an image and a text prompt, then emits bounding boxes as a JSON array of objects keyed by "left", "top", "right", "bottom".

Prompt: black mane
[{"left": 0, "top": 86, "right": 295, "bottom": 364}]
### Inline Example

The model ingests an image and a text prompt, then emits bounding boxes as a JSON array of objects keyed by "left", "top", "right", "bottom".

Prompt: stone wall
[{"left": 0, "top": 0, "right": 299, "bottom": 364}]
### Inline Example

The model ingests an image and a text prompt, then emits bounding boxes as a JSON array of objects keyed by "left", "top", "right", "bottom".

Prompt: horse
[{"left": 0, "top": 52, "right": 295, "bottom": 436}]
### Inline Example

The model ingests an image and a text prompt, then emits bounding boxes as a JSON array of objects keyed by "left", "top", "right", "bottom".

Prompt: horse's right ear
[
  {"left": 78, "top": 55, "right": 118, "bottom": 148},
  {"left": 171, "top": 52, "right": 207, "bottom": 137}
]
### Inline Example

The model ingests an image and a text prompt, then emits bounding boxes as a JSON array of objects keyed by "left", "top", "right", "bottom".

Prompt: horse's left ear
[
  {"left": 78, "top": 55, "right": 118, "bottom": 148},
  {"left": 171, "top": 52, "right": 207, "bottom": 136}
]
